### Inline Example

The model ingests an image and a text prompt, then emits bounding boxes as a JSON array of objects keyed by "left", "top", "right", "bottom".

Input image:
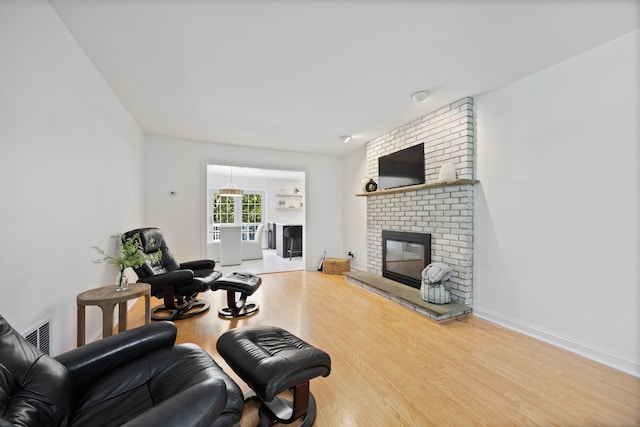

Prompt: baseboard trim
[{"left": 474, "top": 306, "right": 640, "bottom": 378}]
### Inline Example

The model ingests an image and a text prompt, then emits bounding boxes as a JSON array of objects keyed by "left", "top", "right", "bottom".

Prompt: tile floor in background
[{"left": 217, "top": 249, "right": 304, "bottom": 275}]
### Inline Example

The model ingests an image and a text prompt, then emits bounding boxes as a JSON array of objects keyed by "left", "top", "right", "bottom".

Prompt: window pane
[
  {"left": 241, "top": 193, "right": 263, "bottom": 240},
  {"left": 212, "top": 194, "right": 235, "bottom": 225},
  {"left": 209, "top": 190, "right": 264, "bottom": 242}
]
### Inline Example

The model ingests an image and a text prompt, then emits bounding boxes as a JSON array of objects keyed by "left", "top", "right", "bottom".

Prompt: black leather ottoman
[
  {"left": 212, "top": 272, "right": 262, "bottom": 318},
  {"left": 217, "top": 326, "right": 331, "bottom": 426}
]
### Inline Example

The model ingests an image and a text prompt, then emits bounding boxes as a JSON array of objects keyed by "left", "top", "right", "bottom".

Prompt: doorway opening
[{"left": 205, "top": 164, "right": 305, "bottom": 275}]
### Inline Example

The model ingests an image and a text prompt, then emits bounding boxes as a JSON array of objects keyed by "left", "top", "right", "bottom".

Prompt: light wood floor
[{"left": 125, "top": 271, "right": 640, "bottom": 426}]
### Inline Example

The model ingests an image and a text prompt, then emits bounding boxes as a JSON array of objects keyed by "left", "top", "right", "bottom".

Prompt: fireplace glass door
[
  {"left": 382, "top": 231, "right": 431, "bottom": 288},
  {"left": 386, "top": 240, "right": 424, "bottom": 278}
]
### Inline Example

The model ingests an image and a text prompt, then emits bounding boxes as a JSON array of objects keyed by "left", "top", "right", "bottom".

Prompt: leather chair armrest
[
  {"left": 120, "top": 378, "right": 228, "bottom": 427},
  {"left": 180, "top": 259, "right": 215, "bottom": 271},
  {"left": 55, "top": 322, "right": 177, "bottom": 393},
  {"left": 143, "top": 270, "right": 194, "bottom": 288}
]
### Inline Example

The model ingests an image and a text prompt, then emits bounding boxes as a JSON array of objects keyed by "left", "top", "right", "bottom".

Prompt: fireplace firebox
[{"left": 382, "top": 230, "right": 431, "bottom": 289}]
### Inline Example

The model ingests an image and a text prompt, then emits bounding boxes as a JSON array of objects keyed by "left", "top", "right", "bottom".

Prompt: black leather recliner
[
  {"left": 0, "top": 314, "right": 243, "bottom": 427},
  {"left": 123, "top": 227, "right": 222, "bottom": 320}
]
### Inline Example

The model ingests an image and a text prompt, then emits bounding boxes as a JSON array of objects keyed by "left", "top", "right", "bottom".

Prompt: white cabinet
[{"left": 219, "top": 225, "right": 241, "bottom": 266}]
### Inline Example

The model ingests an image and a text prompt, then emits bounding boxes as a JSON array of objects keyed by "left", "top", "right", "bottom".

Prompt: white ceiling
[{"left": 48, "top": 0, "right": 639, "bottom": 156}]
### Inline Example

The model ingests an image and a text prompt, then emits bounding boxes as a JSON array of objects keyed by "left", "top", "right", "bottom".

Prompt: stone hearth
[{"left": 345, "top": 271, "right": 471, "bottom": 322}]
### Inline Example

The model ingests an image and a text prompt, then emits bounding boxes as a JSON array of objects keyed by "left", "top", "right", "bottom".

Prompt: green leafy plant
[{"left": 93, "top": 233, "right": 162, "bottom": 285}]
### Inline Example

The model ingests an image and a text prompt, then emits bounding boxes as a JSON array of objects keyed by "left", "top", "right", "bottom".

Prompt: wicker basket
[{"left": 322, "top": 258, "right": 350, "bottom": 274}]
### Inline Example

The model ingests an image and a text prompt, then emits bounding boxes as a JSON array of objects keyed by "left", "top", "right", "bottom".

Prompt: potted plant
[{"left": 93, "top": 233, "right": 161, "bottom": 291}]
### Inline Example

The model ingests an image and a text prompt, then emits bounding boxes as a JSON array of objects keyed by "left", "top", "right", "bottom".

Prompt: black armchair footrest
[
  {"left": 217, "top": 326, "right": 331, "bottom": 426},
  {"left": 212, "top": 272, "right": 262, "bottom": 318}
]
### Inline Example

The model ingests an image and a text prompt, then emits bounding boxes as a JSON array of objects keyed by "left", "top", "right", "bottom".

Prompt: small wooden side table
[{"left": 77, "top": 282, "right": 151, "bottom": 346}]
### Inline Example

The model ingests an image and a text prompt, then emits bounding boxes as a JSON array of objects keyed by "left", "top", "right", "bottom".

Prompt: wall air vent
[{"left": 22, "top": 317, "right": 51, "bottom": 355}]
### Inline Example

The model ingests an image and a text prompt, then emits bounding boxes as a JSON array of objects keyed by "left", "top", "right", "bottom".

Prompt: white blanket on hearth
[
  {"left": 421, "top": 262, "right": 453, "bottom": 304},
  {"left": 421, "top": 262, "right": 452, "bottom": 286}
]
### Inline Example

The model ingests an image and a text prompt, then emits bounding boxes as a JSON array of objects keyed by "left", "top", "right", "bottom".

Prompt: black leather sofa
[{"left": 0, "top": 315, "right": 243, "bottom": 427}]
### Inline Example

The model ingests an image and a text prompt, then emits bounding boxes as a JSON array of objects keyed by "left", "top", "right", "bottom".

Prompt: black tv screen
[{"left": 378, "top": 143, "right": 425, "bottom": 190}]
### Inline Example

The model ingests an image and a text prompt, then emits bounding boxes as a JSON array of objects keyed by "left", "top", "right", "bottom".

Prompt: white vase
[
  {"left": 115, "top": 271, "right": 129, "bottom": 292},
  {"left": 438, "top": 163, "right": 457, "bottom": 181}
]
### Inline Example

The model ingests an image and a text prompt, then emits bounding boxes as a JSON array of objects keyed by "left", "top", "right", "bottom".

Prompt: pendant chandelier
[{"left": 220, "top": 166, "right": 243, "bottom": 197}]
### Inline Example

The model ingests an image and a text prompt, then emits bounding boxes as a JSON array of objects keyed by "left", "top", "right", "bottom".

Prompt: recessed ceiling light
[
  {"left": 410, "top": 90, "right": 430, "bottom": 103},
  {"left": 340, "top": 135, "right": 352, "bottom": 144}
]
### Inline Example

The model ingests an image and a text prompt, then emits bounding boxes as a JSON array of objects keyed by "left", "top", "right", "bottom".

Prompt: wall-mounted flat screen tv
[{"left": 378, "top": 143, "right": 425, "bottom": 190}]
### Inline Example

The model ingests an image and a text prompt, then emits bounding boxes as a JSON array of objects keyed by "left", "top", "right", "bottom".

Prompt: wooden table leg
[
  {"left": 118, "top": 301, "right": 128, "bottom": 333},
  {"left": 144, "top": 294, "right": 151, "bottom": 325},
  {"left": 77, "top": 283, "right": 150, "bottom": 342},
  {"left": 77, "top": 304, "right": 86, "bottom": 347},
  {"left": 101, "top": 304, "right": 114, "bottom": 338}
]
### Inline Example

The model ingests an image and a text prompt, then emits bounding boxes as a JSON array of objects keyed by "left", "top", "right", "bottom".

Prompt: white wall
[
  {"left": 267, "top": 179, "right": 305, "bottom": 224},
  {"left": 0, "top": 0, "right": 145, "bottom": 353},
  {"left": 143, "top": 134, "right": 344, "bottom": 269},
  {"left": 342, "top": 146, "right": 369, "bottom": 271},
  {"left": 474, "top": 30, "right": 640, "bottom": 376}
]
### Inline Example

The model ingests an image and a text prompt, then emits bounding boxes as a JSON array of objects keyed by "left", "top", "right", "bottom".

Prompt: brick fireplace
[{"left": 363, "top": 97, "right": 476, "bottom": 305}]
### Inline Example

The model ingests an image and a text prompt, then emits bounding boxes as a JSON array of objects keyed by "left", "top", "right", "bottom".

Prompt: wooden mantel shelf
[{"left": 356, "top": 178, "right": 479, "bottom": 197}]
